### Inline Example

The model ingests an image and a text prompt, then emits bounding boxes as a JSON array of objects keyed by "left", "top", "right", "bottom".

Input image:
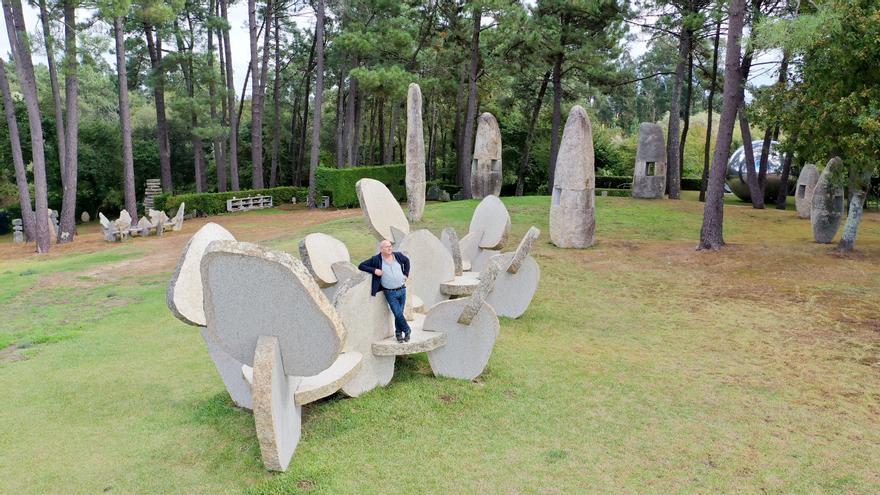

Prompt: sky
[{"left": 0, "top": 4, "right": 776, "bottom": 102}]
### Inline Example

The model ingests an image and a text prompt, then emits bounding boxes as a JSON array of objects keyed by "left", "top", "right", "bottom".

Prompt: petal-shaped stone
[
  {"left": 469, "top": 195, "right": 511, "bottom": 249},
  {"left": 299, "top": 232, "right": 351, "bottom": 287},
  {"left": 424, "top": 299, "right": 499, "bottom": 380},
  {"left": 200, "top": 327, "right": 253, "bottom": 410},
  {"left": 485, "top": 253, "right": 540, "bottom": 319},
  {"left": 294, "top": 352, "right": 363, "bottom": 405},
  {"left": 356, "top": 178, "right": 410, "bottom": 241}
]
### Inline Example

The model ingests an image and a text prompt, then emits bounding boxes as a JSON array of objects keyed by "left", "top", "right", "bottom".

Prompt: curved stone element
[
  {"left": 506, "top": 226, "right": 540, "bottom": 274},
  {"left": 298, "top": 233, "right": 351, "bottom": 287},
  {"left": 330, "top": 261, "right": 360, "bottom": 286},
  {"left": 200, "top": 327, "right": 253, "bottom": 410},
  {"left": 459, "top": 231, "right": 481, "bottom": 268},
  {"left": 485, "top": 252, "right": 540, "bottom": 319},
  {"left": 372, "top": 315, "right": 447, "bottom": 356},
  {"left": 201, "top": 240, "right": 345, "bottom": 376},
  {"left": 440, "top": 227, "right": 463, "bottom": 276},
  {"left": 471, "top": 113, "right": 503, "bottom": 199},
  {"left": 440, "top": 276, "right": 480, "bottom": 297},
  {"left": 795, "top": 164, "right": 819, "bottom": 219},
  {"left": 252, "top": 336, "right": 302, "bottom": 472},
  {"left": 632, "top": 123, "right": 667, "bottom": 199},
  {"left": 550, "top": 105, "right": 595, "bottom": 248},
  {"left": 470, "top": 248, "right": 501, "bottom": 272},
  {"left": 811, "top": 157, "right": 845, "bottom": 244},
  {"left": 411, "top": 294, "right": 425, "bottom": 313},
  {"left": 295, "top": 352, "right": 363, "bottom": 405},
  {"left": 356, "top": 178, "right": 410, "bottom": 242},
  {"left": 396, "top": 229, "right": 455, "bottom": 308},
  {"left": 469, "top": 195, "right": 511, "bottom": 249},
  {"left": 406, "top": 83, "right": 426, "bottom": 222},
  {"left": 332, "top": 271, "right": 395, "bottom": 397},
  {"left": 167, "top": 222, "right": 236, "bottom": 326},
  {"left": 424, "top": 299, "right": 499, "bottom": 380},
  {"left": 170, "top": 202, "right": 186, "bottom": 231},
  {"left": 457, "top": 257, "right": 503, "bottom": 325}
]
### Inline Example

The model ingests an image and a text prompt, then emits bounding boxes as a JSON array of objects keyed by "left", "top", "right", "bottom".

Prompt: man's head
[{"left": 379, "top": 239, "right": 393, "bottom": 255}]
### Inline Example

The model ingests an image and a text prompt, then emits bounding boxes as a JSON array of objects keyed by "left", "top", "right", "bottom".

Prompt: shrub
[
  {"left": 316, "top": 164, "right": 406, "bottom": 207},
  {"left": 156, "top": 186, "right": 308, "bottom": 216}
]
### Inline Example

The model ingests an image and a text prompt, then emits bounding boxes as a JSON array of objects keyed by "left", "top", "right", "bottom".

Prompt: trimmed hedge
[
  {"left": 316, "top": 164, "right": 406, "bottom": 207},
  {"left": 595, "top": 175, "right": 703, "bottom": 191},
  {"left": 154, "top": 186, "right": 308, "bottom": 216}
]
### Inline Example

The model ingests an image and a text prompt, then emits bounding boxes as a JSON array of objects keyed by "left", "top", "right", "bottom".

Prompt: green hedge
[
  {"left": 154, "top": 186, "right": 308, "bottom": 216},
  {"left": 316, "top": 164, "right": 406, "bottom": 207},
  {"left": 595, "top": 176, "right": 703, "bottom": 191}
]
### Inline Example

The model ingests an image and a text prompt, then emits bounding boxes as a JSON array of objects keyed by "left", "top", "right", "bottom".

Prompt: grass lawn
[{"left": 1, "top": 194, "right": 879, "bottom": 494}]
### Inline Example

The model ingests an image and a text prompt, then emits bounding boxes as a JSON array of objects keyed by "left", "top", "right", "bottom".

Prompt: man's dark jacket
[{"left": 358, "top": 252, "right": 411, "bottom": 296}]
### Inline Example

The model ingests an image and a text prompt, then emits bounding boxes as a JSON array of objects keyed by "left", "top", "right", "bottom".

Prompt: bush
[
  {"left": 316, "top": 164, "right": 406, "bottom": 207},
  {"left": 595, "top": 176, "right": 633, "bottom": 189},
  {"left": 155, "top": 186, "right": 308, "bottom": 216}
]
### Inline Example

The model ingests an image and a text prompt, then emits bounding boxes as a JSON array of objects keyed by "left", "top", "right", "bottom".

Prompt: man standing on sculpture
[{"left": 358, "top": 240, "right": 412, "bottom": 342}]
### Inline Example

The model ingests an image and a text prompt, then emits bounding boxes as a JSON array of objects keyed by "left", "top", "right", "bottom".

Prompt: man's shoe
[
  {"left": 404, "top": 332, "right": 411, "bottom": 342},
  {"left": 396, "top": 335, "right": 405, "bottom": 343}
]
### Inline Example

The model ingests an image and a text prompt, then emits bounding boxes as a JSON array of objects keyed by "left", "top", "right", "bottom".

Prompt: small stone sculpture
[
  {"left": 631, "top": 123, "right": 667, "bottom": 199},
  {"left": 795, "top": 164, "right": 819, "bottom": 219},
  {"left": 470, "top": 113, "right": 503, "bottom": 199}
]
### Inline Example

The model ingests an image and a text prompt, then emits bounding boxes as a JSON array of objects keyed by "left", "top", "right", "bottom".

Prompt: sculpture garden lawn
[{"left": 1, "top": 194, "right": 879, "bottom": 494}]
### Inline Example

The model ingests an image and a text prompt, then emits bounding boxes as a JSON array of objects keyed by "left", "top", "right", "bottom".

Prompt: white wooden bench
[{"left": 226, "top": 195, "right": 273, "bottom": 212}]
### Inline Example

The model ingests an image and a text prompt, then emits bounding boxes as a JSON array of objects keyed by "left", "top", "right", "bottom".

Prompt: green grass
[{"left": 1, "top": 195, "right": 879, "bottom": 494}]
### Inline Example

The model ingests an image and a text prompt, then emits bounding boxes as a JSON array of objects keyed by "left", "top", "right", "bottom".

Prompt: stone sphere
[{"left": 725, "top": 140, "right": 792, "bottom": 202}]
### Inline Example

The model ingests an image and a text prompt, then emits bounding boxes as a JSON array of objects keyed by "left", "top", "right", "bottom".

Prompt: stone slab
[
  {"left": 440, "top": 276, "right": 480, "bottom": 297},
  {"left": 811, "top": 157, "right": 845, "bottom": 244},
  {"left": 424, "top": 299, "right": 499, "bottom": 380},
  {"left": 471, "top": 112, "right": 503, "bottom": 199},
  {"left": 459, "top": 231, "right": 481, "bottom": 268},
  {"left": 507, "top": 226, "right": 540, "bottom": 274},
  {"left": 632, "top": 123, "right": 667, "bottom": 199},
  {"left": 299, "top": 233, "right": 351, "bottom": 287},
  {"left": 440, "top": 227, "right": 463, "bottom": 276},
  {"left": 485, "top": 253, "right": 540, "bottom": 319},
  {"left": 372, "top": 315, "right": 446, "bottom": 356},
  {"left": 252, "top": 335, "right": 302, "bottom": 472},
  {"left": 469, "top": 195, "right": 511, "bottom": 249},
  {"left": 396, "top": 229, "right": 455, "bottom": 308},
  {"left": 470, "top": 248, "right": 502, "bottom": 272},
  {"left": 406, "top": 83, "right": 426, "bottom": 222},
  {"left": 200, "top": 327, "right": 253, "bottom": 410},
  {"left": 294, "top": 352, "right": 363, "bottom": 405},
  {"left": 171, "top": 203, "right": 185, "bottom": 231},
  {"left": 796, "top": 163, "right": 819, "bottom": 219},
  {"left": 167, "top": 222, "right": 236, "bottom": 327},
  {"left": 356, "top": 178, "right": 410, "bottom": 241},
  {"left": 201, "top": 240, "right": 345, "bottom": 376},
  {"left": 332, "top": 271, "right": 396, "bottom": 397},
  {"left": 457, "top": 256, "right": 503, "bottom": 325}
]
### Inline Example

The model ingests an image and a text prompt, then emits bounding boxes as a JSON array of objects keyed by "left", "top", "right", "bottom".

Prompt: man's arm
[
  {"left": 358, "top": 256, "right": 383, "bottom": 276},
  {"left": 397, "top": 252, "right": 410, "bottom": 277}
]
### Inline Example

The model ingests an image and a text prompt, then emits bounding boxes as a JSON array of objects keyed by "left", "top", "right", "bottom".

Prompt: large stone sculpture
[
  {"left": 471, "top": 113, "right": 502, "bottom": 199},
  {"left": 795, "top": 164, "right": 819, "bottom": 219},
  {"left": 550, "top": 105, "right": 595, "bottom": 248},
  {"left": 396, "top": 229, "right": 455, "bottom": 308},
  {"left": 631, "top": 123, "right": 667, "bottom": 199},
  {"left": 811, "top": 157, "right": 845, "bottom": 243},
  {"left": 485, "top": 226, "right": 541, "bottom": 319},
  {"left": 405, "top": 83, "right": 426, "bottom": 222},
  {"left": 356, "top": 178, "right": 410, "bottom": 243}
]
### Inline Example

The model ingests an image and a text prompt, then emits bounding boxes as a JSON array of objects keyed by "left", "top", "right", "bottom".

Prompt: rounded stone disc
[
  {"left": 299, "top": 232, "right": 351, "bottom": 287},
  {"left": 167, "top": 222, "right": 236, "bottom": 326},
  {"left": 468, "top": 195, "right": 511, "bottom": 249},
  {"left": 332, "top": 271, "right": 396, "bottom": 397},
  {"left": 201, "top": 241, "right": 346, "bottom": 376},
  {"left": 356, "top": 178, "right": 410, "bottom": 241},
  {"left": 424, "top": 298, "right": 499, "bottom": 380},
  {"left": 397, "top": 229, "right": 455, "bottom": 309},
  {"left": 485, "top": 253, "right": 540, "bottom": 319}
]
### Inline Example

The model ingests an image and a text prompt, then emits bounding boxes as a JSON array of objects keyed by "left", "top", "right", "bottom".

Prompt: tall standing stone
[
  {"left": 405, "top": 83, "right": 426, "bottom": 222},
  {"left": 811, "top": 157, "right": 845, "bottom": 243},
  {"left": 795, "top": 164, "right": 819, "bottom": 219},
  {"left": 549, "top": 105, "right": 595, "bottom": 248},
  {"left": 632, "top": 123, "right": 667, "bottom": 199},
  {"left": 470, "top": 113, "right": 502, "bottom": 199}
]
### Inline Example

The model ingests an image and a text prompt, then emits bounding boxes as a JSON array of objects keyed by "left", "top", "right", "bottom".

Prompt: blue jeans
[{"left": 383, "top": 287, "right": 411, "bottom": 338}]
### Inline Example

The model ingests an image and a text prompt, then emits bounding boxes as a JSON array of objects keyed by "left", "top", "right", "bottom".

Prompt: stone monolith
[
  {"left": 795, "top": 164, "right": 819, "bottom": 219},
  {"left": 811, "top": 157, "right": 845, "bottom": 243},
  {"left": 632, "top": 123, "right": 667, "bottom": 199},
  {"left": 549, "top": 105, "right": 595, "bottom": 248},
  {"left": 405, "top": 83, "right": 426, "bottom": 222},
  {"left": 471, "top": 113, "right": 502, "bottom": 199}
]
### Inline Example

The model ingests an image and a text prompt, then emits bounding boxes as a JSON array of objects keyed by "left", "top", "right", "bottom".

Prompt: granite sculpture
[{"left": 549, "top": 105, "right": 595, "bottom": 248}]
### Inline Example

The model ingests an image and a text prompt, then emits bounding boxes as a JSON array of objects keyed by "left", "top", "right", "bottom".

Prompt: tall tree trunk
[
  {"left": 208, "top": 0, "right": 227, "bottom": 192},
  {"left": 249, "top": 0, "right": 272, "bottom": 189},
  {"left": 297, "top": 32, "right": 316, "bottom": 180},
  {"left": 678, "top": 44, "right": 693, "bottom": 188},
  {"left": 453, "top": 62, "right": 466, "bottom": 181},
  {"left": 757, "top": 126, "right": 774, "bottom": 190},
  {"left": 289, "top": 87, "right": 300, "bottom": 181},
  {"left": 174, "top": 20, "right": 206, "bottom": 193},
  {"left": 345, "top": 74, "right": 358, "bottom": 167},
  {"left": 145, "top": 25, "right": 173, "bottom": 193},
  {"left": 115, "top": 17, "right": 137, "bottom": 222},
  {"left": 837, "top": 169, "right": 871, "bottom": 252},
  {"left": 335, "top": 68, "right": 346, "bottom": 168},
  {"left": 306, "top": 0, "right": 325, "bottom": 208},
  {"left": 269, "top": 12, "right": 282, "bottom": 188},
  {"left": 59, "top": 0, "right": 77, "bottom": 241},
  {"left": 353, "top": 86, "right": 363, "bottom": 166},
  {"left": 459, "top": 4, "right": 481, "bottom": 198},
  {"left": 775, "top": 147, "right": 794, "bottom": 210},
  {"left": 700, "top": 17, "right": 722, "bottom": 202},
  {"left": 666, "top": 28, "right": 690, "bottom": 200},
  {"left": 517, "top": 70, "right": 550, "bottom": 196},
  {"left": 699, "top": 0, "right": 746, "bottom": 250},
  {"left": 376, "top": 97, "right": 385, "bottom": 164},
  {"left": 548, "top": 53, "right": 563, "bottom": 191},
  {"left": 3, "top": 0, "right": 50, "bottom": 252},
  {"left": 0, "top": 61, "right": 35, "bottom": 240},
  {"left": 221, "top": 0, "right": 239, "bottom": 190},
  {"left": 738, "top": 102, "right": 763, "bottom": 208},
  {"left": 387, "top": 101, "right": 401, "bottom": 164},
  {"left": 37, "top": 0, "right": 65, "bottom": 184}
]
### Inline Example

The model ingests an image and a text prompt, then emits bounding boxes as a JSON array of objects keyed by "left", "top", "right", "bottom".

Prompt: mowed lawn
[{"left": 1, "top": 194, "right": 879, "bottom": 494}]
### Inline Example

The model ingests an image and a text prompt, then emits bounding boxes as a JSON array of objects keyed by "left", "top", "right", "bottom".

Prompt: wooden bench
[{"left": 226, "top": 195, "right": 273, "bottom": 212}]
